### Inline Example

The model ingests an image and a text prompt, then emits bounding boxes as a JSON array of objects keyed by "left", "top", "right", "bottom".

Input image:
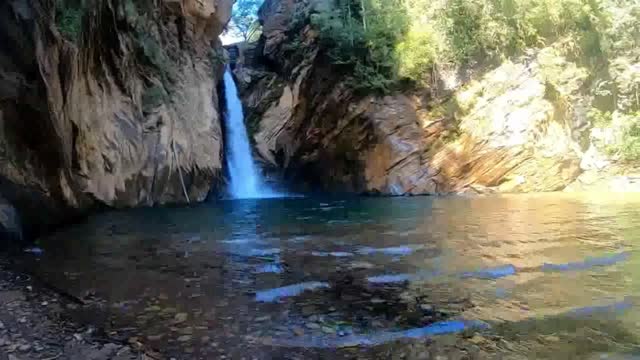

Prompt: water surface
[{"left": 24, "top": 193, "right": 640, "bottom": 359}]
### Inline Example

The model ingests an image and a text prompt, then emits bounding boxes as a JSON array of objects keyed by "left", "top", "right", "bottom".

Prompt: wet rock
[
  {"left": 292, "top": 327, "right": 305, "bottom": 337},
  {"left": 146, "top": 335, "right": 163, "bottom": 341}
]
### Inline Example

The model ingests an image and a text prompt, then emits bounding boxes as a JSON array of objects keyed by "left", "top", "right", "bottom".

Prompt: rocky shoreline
[{"left": 0, "top": 257, "right": 151, "bottom": 360}]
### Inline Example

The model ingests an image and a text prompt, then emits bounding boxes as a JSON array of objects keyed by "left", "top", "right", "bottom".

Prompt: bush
[
  {"left": 141, "top": 85, "right": 167, "bottom": 113},
  {"left": 55, "top": 1, "right": 85, "bottom": 43},
  {"left": 618, "top": 122, "right": 640, "bottom": 161},
  {"left": 310, "top": 0, "right": 408, "bottom": 93},
  {"left": 306, "top": 0, "right": 639, "bottom": 92}
]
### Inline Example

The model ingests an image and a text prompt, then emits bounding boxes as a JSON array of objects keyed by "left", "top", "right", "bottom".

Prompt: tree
[{"left": 230, "top": 0, "right": 263, "bottom": 41}]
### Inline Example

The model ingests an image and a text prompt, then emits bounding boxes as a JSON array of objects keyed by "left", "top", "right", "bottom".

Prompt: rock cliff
[
  {"left": 0, "top": 0, "right": 232, "bottom": 240},
  {"left": 235, "top": 0, "right": 638, "bottom": 195}
]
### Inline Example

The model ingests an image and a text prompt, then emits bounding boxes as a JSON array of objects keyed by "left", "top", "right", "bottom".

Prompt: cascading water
[{"left": 223, "top": 67, "right": 275, "bottom": 199}]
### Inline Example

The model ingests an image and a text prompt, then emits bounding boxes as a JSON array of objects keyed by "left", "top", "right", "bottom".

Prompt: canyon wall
[
  {"left": 0, "top": 0, "right": 232, "bottom": 240},
  {"left": 235, "top": 0, "right": 638, "bottom": 196}
]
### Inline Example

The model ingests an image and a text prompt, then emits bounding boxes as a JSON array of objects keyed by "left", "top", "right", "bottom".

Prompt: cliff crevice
[{"left": 0, "top": 0, "right": 233, "bottom": 240}]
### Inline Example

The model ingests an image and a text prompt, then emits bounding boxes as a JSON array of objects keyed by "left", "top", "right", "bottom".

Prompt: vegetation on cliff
[
  {"left": 229, "top": 0, "right": 263, "bottom": 41},
  {"left": 302, "top": 0, "right": 639, "bottom": 159}
]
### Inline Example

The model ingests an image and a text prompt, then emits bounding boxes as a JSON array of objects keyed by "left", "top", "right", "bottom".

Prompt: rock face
[
  {"left": 235, "top": 0, "right": 626, "bottom": 195},
  {"left": 0, "top": 0, "right": 232, "bottom": 239}
]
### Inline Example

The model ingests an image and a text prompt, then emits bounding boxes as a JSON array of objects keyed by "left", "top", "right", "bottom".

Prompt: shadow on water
[{"left": 12, "top": 193, "right": 640, "bottom": 358}]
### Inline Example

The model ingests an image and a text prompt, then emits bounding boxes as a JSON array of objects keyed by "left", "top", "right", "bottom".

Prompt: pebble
[
  {"left": 177, "top": 335, "right": 192, "bottom": 342},
  {"left": 0, "top": 321, "right": 4, "bottom": 329},
  {"left": 147, "top": 334, "right": 163, "bottom": 341},
  {"left": 321, "top": 326, "right": 336, "bottom": 334},
  {"left": 420, "top": 304, "right": 434, "bottom": 311},
  {"left": 302, "top": 306, "right": 316, "bottom": 316},
  {"left": 292, "top": 327, "right": 305, "bottom": 337},
  {"left": 18, "top": 344, "right": 30, "bottom": 352},
  {"left": 200, "top": 336, "right": 211, "bottom": 343},
  {"left": 305, "top": 322, "right": 321, "bottom": 330},
  {"left": 469, "top": 335, "right": 485, "bottom": 344},
  {"left": 173, "top": 313, "right": 188, "bottom": 324},
  {"left": 349, "top": 261, "right": 375, "bottom": 270},
  {"left": 179, "top": 327, "right": 194, "bottom": 335}
]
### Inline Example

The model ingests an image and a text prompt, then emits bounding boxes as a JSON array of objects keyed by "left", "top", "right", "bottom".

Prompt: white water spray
[{"left": 223, "top": 67, "right": 276, "bottom": 199}]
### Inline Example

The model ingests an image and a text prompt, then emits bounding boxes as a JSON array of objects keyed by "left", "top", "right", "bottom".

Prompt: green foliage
[
  {"left": 55, "top": 0, "right": 86, "bottom": 43},
  {"left": 618, "top": 122, "right": 640, "bottom": 161},
  {"left": 310, "top": 0, "right": 408, "bottom": 93},
  {"left": 141, "top": 85, "right": 167, "bottom": 113},
  {"left": 306, "top": 0, "right": 639, "bottom": 92},
  {"left": 588, "top": 108, "right": 613, "bottom": 127},
  {"left": 230, "top": 0, "right": 263, "bottom": 41},
  {"left": 610, "top": 121, "right": 640, "bottom": 161},
  {"left": 136, "top": 32, "right": 170, "bottom": 71}
]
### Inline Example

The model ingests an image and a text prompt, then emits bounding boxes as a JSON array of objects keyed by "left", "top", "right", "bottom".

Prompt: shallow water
[{"left": 23, "top": 193, "right": 640, "bottom": 358}]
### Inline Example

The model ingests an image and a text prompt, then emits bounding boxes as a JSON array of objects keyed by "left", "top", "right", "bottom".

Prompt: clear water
[
  {"left": 25, "top": 193, "right": 640, "bottom": 359},
  {"left": 223, "top": 68, "right": 275, "bottom": 199}
]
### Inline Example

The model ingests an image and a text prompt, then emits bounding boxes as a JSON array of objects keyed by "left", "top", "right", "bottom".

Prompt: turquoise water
[{"left": 26, "top": 193, "right": 640, "bottom": 358}]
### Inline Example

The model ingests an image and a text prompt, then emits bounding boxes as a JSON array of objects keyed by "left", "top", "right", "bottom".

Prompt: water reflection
[{"left": 19, "top": 193, "right": 640, "bottom": 358}]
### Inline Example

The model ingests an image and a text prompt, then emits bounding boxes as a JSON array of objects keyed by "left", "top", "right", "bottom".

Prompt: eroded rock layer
[
  {"left": 0, "top": 0, "right": 232, "bottom": 239},
  {"left": 236, "top": 0, "right": 634, "bottom": 196}
]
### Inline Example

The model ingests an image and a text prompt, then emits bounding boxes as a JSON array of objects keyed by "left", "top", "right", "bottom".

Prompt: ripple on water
[
  {"left": 311, "top": 251, "right": 355, "bottom": 258},
  {"left": 249, "top": 248, "right": 282, "bottom": 257},
  {"left": 542, "top": 252, "right": 630, "bottom": 272},
  {"left": 265, "top": 320, "right": 490, "bottom": 348},
  {"left": 254, "top": 264, "right": 285, "bottom": 274},
  {"left": 357, "top": 245, "right": 424, "bottom": 256}
]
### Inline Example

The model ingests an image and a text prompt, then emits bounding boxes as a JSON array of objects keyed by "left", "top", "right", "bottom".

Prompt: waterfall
[{"left": 223, "top": 67, "right": 276, "bottom": 199}]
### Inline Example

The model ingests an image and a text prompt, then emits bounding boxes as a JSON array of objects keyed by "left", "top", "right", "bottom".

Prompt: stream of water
[
  {"left": 223, "top": 67, "right": 275, "bottom": 199},
  {"left": 22, "top": 193, "right": 640, "bottom": 359}
]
